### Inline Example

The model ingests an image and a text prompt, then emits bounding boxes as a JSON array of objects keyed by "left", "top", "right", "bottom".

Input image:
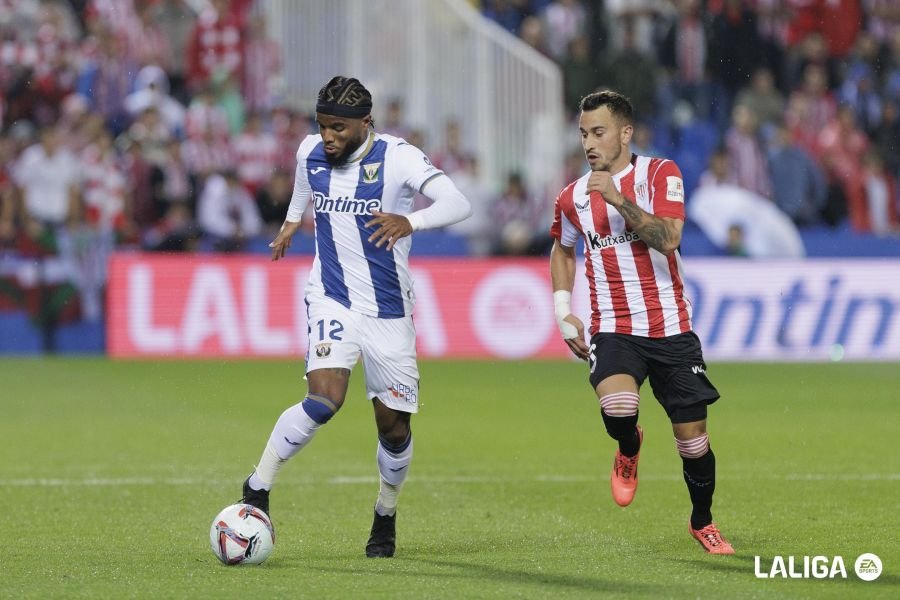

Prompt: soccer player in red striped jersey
[{"left": 549, "top": 90, "right": 734, "bottom": 554}]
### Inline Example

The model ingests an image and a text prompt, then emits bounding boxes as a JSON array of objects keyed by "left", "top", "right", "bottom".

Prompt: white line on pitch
[{"left": 1, "top": 473, "right": 898, "bottom": 487}]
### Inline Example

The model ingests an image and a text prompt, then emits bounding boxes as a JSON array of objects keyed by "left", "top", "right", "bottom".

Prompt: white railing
[{"left": 264, "top": 0, "right": 566, "bottom": 198}]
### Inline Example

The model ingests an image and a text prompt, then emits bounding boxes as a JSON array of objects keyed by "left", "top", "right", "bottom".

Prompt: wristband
[{"left": 553, "top": 290, "right": 579, "bottom": 339}]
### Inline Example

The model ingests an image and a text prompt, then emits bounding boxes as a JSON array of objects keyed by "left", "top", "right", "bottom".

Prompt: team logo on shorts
[
  {"left": 362, "top": 162, "right": 381, "bottom": 184},
  {"left": 315, "top": 343, "right": 332, "bottom": 357}
]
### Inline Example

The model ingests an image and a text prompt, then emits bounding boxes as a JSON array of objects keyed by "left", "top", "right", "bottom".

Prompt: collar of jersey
[
  {"left": 345, "top": 131, "right": 376, "bottom": 164},
  {"left": 611, "top": 161, "right": 634, "bottom": 184}
]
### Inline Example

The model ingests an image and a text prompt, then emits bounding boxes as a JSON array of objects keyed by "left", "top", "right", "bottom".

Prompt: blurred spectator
[
  {"left": 380, "top": 98, "right": 413, "bottom": 140},
  {"left": 861, "top": 149, "right": 899, "bottom": 235},
  {"left": 539, "top": 0, "right": 587, "bottom": 62},
  {"left": 767, "top": 123, "right": 827, "bottom": 227},
  {"left": 80, "top": 130, "right": 134, "bottom": 241},
  {"left": 817, "top": 105, "right": 870, "bottom": 228},
  {"left": 603, "top": 0, "right": 662, "bottom": 57},
  {"left": 124, "top": 106, "right": 173, "bottom": 167},
  {"left": 211, "top": 68, "right": 245, "bottom": 135},
  {"left": 630, "top": 121, "right": 660, "bottom": 157},
  {"left": 784, "top": 1, "right": 862, "bottom": 66},
  {"left": 725, "top": 104, "right": 772, "bottom": 198},
  {"left": 481, "top": 0, "right": 529, "bottom": 36},
  {"left": 785, "top": 63, "right": 837, "bottom": 157},
  {"left": 873, "top": 101, "right": 900, "bottom": 174},
  {"left": 864, "top": 0, "right": 900, "bottom": 44},
  {"left": 182, "top": 126, "right": 234, "bottom": 181},
  {"left": 445, "top": 154, "right": 494, "bottom": 256},
  {"left": 254, "top": 167, "right": 292, "bottom": 234},
  {"left": 242, "top": 13, "right": 281, "bottom": 114},
  {"left": 734, "top": 67, "right": 786, "bottom": 134},
  {"left": 233, "top": 111, "right": 278, "bottom": 195},
  {"left": 697, "top": 146, "right": 737, "bottom": 189},
  {"left": 197, "top": 169, "right": 261, "bottom": 252},
  {"left": 56, "top": 93, "right": 95, "bottom": 152},
  {"left": 490, "top": 171, "right": 548, "bottom": 255},
  {"left": 561, "top": 35, "right": 602, "bottom": 115},
  {"left": 602, "top": 18, "right": 658, "bottom": 117},
  {"left": 69, "top": 129, "right": 132, "bottom": 320},
  {"left": 708, "top": 0, "right": 764, "bottom": 103},
  {"left": 118, "top": 136, "right": 155, "bottom": 230},
  {"left": 0, "top": 135, "right": 16, "bottom": 245},
  {"left": 150, "top": 137, "right": 194, "bottom": 223},
  {"left": 658, "top": 0, "right": 715, "bottom": 123},
  {"left": 185, "top": 85, "right": 230, "bottom": 140},
  {"left": 76, "top": 25, "right": 136, "bottom": 134},
  {"left": 838, "top": 61, "right": 883, "bottom": 136},
  {"left": 143, "top": 202, "right": 199, "bottom": 252},
  {"left": 11, "top": 125, "right": 81, "bottom": 243},
  {"left": 132, "top": 0, "right": 173, "bottom": 70},
  {"left": 725, "top": 223, "right": 749, "bottom": 257},
  {"left": 784, "top": 31, "right": 839, "bottom": 92},
  {"left": 272, "top": 107, "right": 311, "bottom": 172},
  {"left": 750, "top": 0, "right": 791, "bottom": 78},
  {"left": 186, "top": 0, "right": 244, "bottom": 93},
  {"left": 151, "top": 0, "right": 196, "bottom": 102},
  {"left": 431, "top": 118, "right": 470, "bottom": 177},
  {"left": 518, "top": 15, "right": 548, "bottom": 56},
  {"left": 123, "top": 64, "right": 187, "bottom": 138}
]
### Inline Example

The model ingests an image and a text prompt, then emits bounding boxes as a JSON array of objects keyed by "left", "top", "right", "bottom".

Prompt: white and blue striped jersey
[{"left": 292, "top": 132, "right": 443, "bottom": 318}]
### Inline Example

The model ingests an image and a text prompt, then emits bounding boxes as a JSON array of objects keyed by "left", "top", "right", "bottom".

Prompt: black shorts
[{"left": 588, "top": 331, "right": 720, "bottom": 424}]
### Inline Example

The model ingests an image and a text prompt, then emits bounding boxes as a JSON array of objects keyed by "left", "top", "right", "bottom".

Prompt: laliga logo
[{"left": 754, "top": 553, "right": 882, "bottom": 581}]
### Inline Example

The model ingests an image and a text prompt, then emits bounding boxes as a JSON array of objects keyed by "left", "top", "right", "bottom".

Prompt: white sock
[
  {"left": 250, "top": 403, "right": 322, "bottom": 490},
  {"left": 249, "top": 443, "right": 282, "bottom": 491},
  {"left": 375, "top": 435, "right": 413, "bottom": 516}
]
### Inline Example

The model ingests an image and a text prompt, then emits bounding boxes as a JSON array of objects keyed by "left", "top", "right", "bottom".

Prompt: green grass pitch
[{"left": 2, "top": 358, "right": 898, "bottom": 599}]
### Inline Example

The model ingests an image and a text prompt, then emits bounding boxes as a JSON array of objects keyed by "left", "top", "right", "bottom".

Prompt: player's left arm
[
  {"left": 612, "top": 196, "right": 683, "bottom": 255},
  {"left": 366, "top": 144, "right": 472, "bottom": 250},
  {"left": 586, "top": 168, "right": 683, "bottom": 255}
]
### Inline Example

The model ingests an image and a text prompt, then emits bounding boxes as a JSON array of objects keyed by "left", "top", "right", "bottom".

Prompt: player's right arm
[
  {"left": 549, "top": 189, "right": 590, "bottom": 361},
  {"left": 550, "top": 239, "right": 590, "bottom": 361},
  {"left": 271, "top": 139, "right": 314, "bottom": 261}
]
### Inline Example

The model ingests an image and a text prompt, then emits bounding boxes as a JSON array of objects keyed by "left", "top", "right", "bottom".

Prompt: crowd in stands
[
  {"left": 0, "top": 0, "right": 899, "bottom": 333},
  {"left": 478, "top": 0, "right": 900, "bottom": 253}
]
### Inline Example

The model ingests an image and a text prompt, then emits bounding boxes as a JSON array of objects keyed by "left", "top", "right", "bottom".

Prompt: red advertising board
[
  {"left": 108, "top": 254, "right": 900, "bottom": 361},
  {"left": 107, "top": 253, "right": 570, "bottom": 359}
]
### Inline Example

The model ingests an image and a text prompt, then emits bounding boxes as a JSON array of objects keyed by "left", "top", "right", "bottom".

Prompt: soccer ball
[{"left": 209, "top": 503, "right": 275, "bottom": 565}]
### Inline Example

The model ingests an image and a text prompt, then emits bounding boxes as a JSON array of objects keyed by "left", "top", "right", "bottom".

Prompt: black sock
[
  {"left": 683, "top": 448, "right": 716, "bottom": 530},
  {"left": 601, "top": 411, "right": 640, "bottom": 457}
]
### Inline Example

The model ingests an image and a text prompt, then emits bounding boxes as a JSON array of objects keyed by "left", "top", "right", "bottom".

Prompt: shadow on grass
[{"left": 313, "top": 557, "right": 669, "bottom": 596}]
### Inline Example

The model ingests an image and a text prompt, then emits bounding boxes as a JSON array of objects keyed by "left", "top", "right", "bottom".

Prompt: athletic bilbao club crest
[
  {"left": 315, "top": 343, "right": 332, "bottom": 357},
  {"left": 362, "top": 162, "right": 381, "bottom": 184}
]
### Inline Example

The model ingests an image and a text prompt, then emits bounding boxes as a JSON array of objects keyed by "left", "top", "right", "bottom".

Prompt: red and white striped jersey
[{"left": 550, "top": 154, "right": 693, "bottom": 338}]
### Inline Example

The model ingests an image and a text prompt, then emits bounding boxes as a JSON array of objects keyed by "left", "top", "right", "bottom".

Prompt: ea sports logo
[{"left": 854, "top": 553, "right": 882, "bottom": 581}]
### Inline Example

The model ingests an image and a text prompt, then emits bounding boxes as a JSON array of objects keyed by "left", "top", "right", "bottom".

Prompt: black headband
[{"left": 315, "top": 101, "right": 372, "bottom": 119}]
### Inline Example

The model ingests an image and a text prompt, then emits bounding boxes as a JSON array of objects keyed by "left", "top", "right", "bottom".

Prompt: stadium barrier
[
  {"left": 264, "top": 0, "right": 565, "bottom": 197},
  {"left": 107, "top": 254, "right": 900, "bottom": 362}
]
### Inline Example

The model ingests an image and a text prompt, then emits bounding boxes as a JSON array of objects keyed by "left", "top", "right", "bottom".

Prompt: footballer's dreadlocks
[{"left": 316, "top": 76, "right": 374, "bottom": 124}]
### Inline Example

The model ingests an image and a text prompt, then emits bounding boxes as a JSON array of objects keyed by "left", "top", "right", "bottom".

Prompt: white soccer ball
[{"left": 209, "top": 503, "right": 275, "bottom": 565}]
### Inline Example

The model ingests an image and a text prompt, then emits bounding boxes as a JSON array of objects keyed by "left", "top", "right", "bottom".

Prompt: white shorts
[{"left": 305, "top": 294, "right": 420, "bottom": 413}]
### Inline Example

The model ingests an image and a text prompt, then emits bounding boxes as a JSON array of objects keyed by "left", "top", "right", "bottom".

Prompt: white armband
[{"left": 553, "top": 290, "right": 579, "bottom": 339}]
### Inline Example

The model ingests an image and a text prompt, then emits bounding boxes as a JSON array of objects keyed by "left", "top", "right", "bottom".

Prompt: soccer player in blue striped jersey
[{"left": 239, "top": 76, "right": 471, "bottom": 558}]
